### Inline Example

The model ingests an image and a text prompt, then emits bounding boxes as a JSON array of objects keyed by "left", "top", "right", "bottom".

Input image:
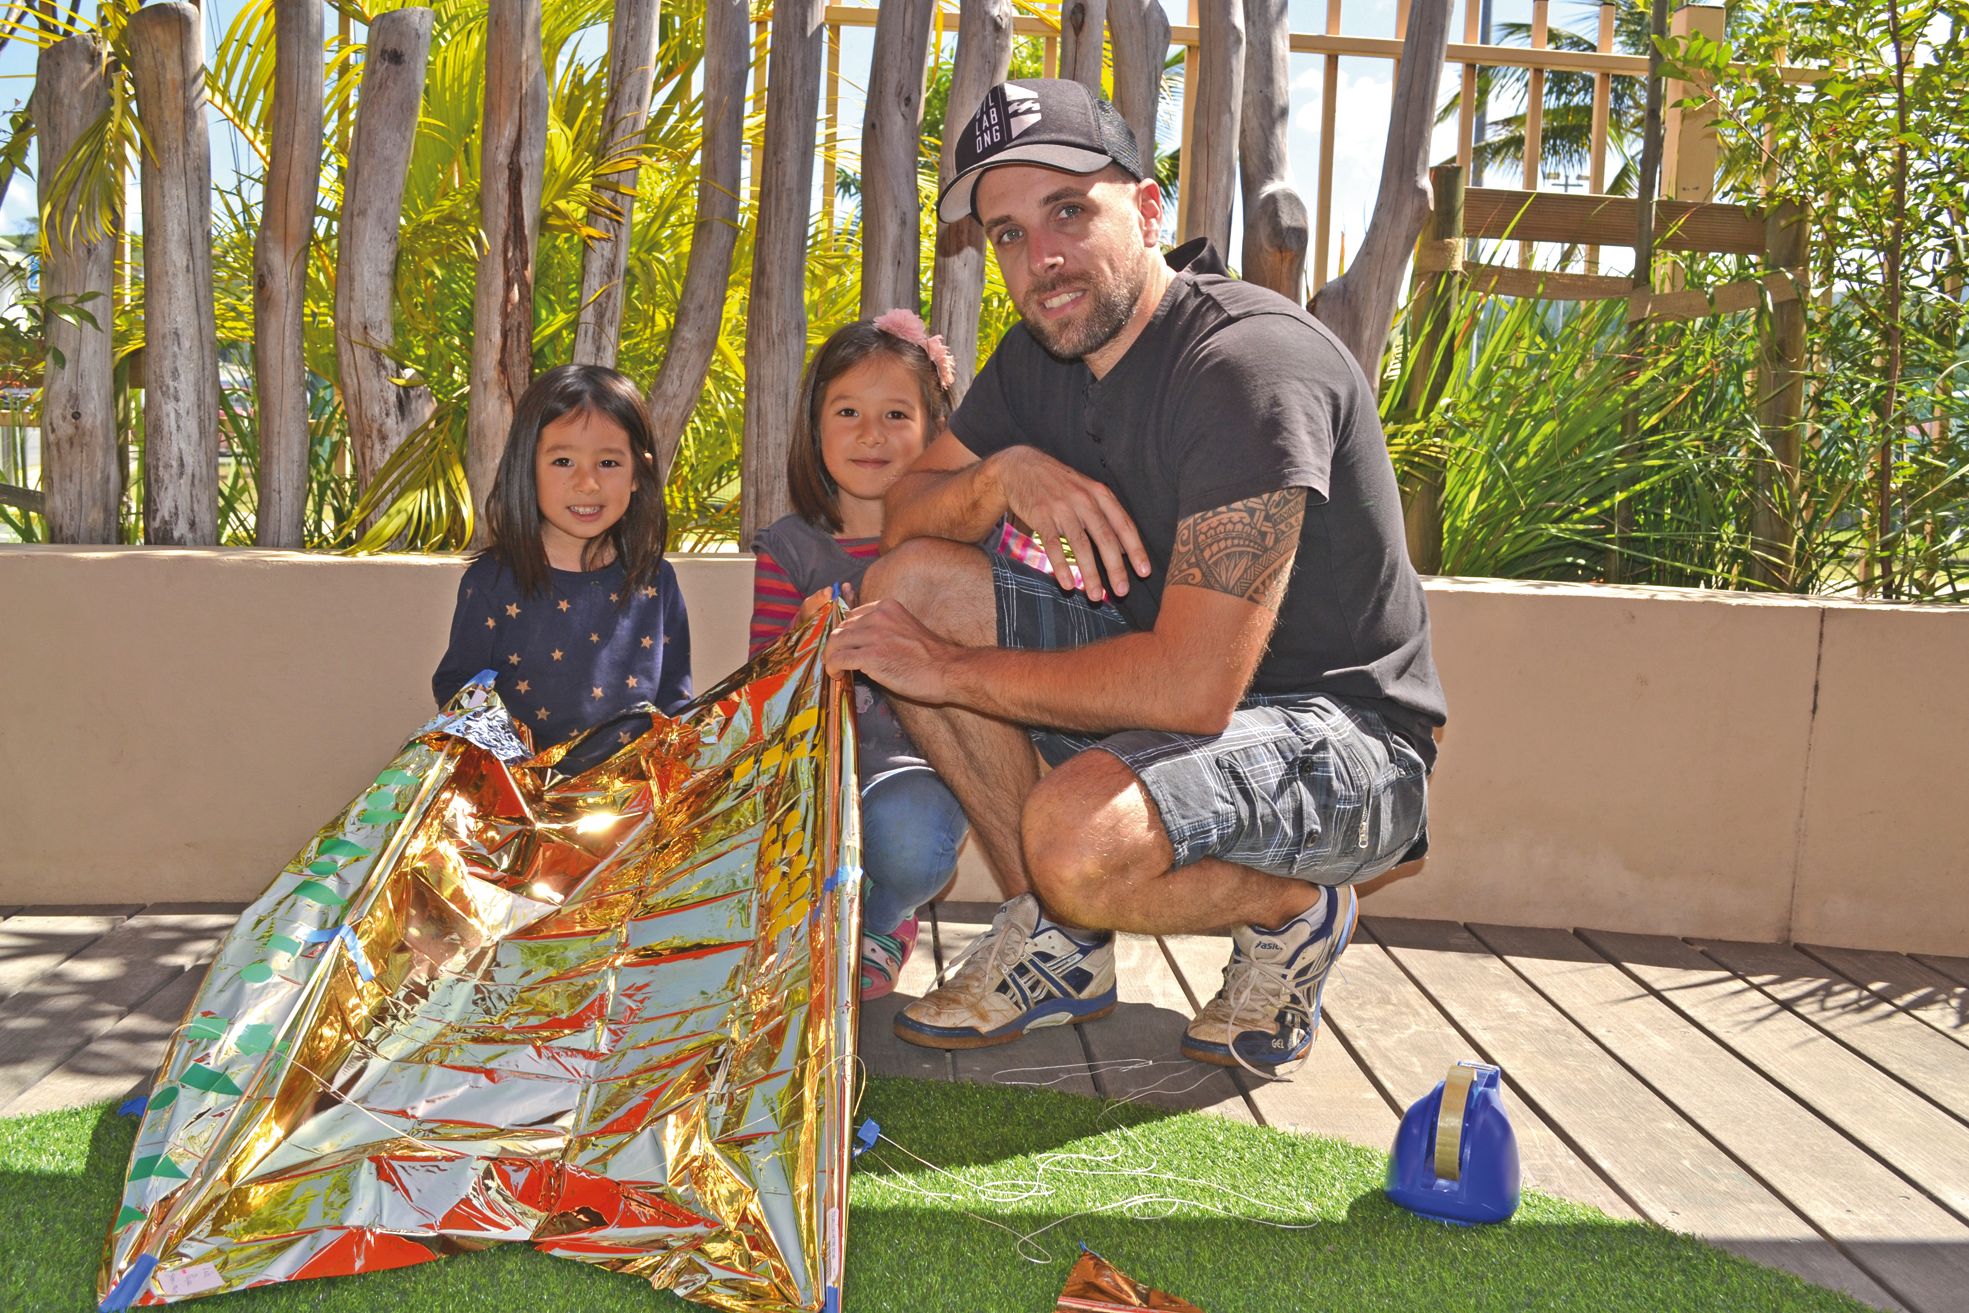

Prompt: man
[{"left": 825, "top": 79, "right": 1444, "bottom": 1076}]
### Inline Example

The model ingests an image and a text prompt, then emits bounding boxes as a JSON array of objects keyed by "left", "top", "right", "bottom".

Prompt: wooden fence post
[
  {"left": 646, "top": 0, "right": 747, "bottom": 483},
  {"left": 1308, "top": 0, "right": 1452, "bottom": 375},
  {"left": 1397, "top": 164, "right": 1464, "bottom": 575},
  {"left": 254, "top": 0, "right": 323, "bottom": 548},
  {"left": 1238, "top": 0, "right": 1305, "bottom": 300},
  {"left": 1180, "top": 0, "right": 1243, "bottom": 256},
  {"left": 32, "top": 35, "right": 117, "bottom": 544},
  {"left": 127, "top": 1, "right": 219, "bottom": 546},
  {"left": 929, "top": 0, "right": 1013, "bottom": 402},
  {"left": 573, "top": 2, "right": 661, "bottom": 369},
  {"left": 1661, "top": 3, "right": 1724, "bottom": 203},
  {"left": 743, "top": 0, "right": 826, "bottom": 543},
  {"left": 336, "top": 8, "right": 435, "bottom": 496},
  {"left": 1106, "top": 0, "right": 1169, "bottom": 167},
  {"left": 1751, "top": 201, "right": 1808, "bottom": 590},
  {"left": 1058, "top": 0, "right": 1108, "bottom": 91},
  {"left": 466, "top": 0, "right": 548, "bottom": 532},
  {"left": 860, "top": 0, "right": 936, "bottom": 318}
]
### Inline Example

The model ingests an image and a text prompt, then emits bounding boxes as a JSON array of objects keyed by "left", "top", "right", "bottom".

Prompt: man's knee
[
  {"left": 1020, "top": 752, "right": 1166, "bottom": 926},
  {"left": 861, "top": 539, "right": 993, "bottom": 640}
]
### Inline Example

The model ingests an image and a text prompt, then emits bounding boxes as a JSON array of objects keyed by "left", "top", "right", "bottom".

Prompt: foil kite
[{"left": 98, "top": 615, "right": 860, "bottom": 1312}]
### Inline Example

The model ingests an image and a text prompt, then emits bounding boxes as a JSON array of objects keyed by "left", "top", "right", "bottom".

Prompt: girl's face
[
  {"left": 535, "top": 407, "right": 636, "bottom": 571},
  {"left": 818, "top": 354, "right": 933, "bottom": 533}
]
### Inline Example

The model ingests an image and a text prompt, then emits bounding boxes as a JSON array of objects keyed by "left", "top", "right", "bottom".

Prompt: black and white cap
[{"left": 936, "top": 78, "right": 1146, "bottom": 224}]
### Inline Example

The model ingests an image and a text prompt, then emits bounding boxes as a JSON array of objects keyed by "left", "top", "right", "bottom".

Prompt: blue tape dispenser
[{"left": 1386, "top": 1059, "right": 1520, "bottom": 1225}]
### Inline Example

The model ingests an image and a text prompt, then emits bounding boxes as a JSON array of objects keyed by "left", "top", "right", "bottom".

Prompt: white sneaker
[
  {"left": 894, "top": 894, "right": 1117, "bottom": 1050},
  {"left": 1182, "top": 884, "right": 1358, "bottom": 1076}
]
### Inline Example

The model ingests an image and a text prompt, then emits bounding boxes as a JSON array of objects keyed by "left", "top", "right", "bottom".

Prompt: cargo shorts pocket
[{"left": 1283, "top": 707, "right": 1428, "bottom": 885}]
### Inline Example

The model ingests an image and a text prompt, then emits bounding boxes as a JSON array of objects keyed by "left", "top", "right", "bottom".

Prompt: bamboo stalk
[
  {"left": 254, "top": 0, "right": 323, "bottom": 547},
  {"left": 1518, "top": 0, "right": 1545, "bottom": 269},
  {"left": 573, "top": 1, "right": 661, "bottom": 369},
  {"left": 1180, "top": 0, "right": 1242, "bottom": 255},
  {"left": 1312, "top": 0, "right": 1339, "bottom": 289},
  {"left": 1106, "top": 0, "right": 1169, "bottom": 168},
  {"left": 1058, "top": 0, "right": 1107, "bottom": 90},
  {"left": 33, "top": 34, "right": 117, "bottom": 543},
  {"left": 1586, "top": 0, "right": 1613, "bottom": 272},
  {"left": 127, "top": 1, "right": 219, "bottom": 546},
  {"left": 929, "top": 0, "right": 1013, "bottom": 401},
  {"left": 1239, "top": 0, "right": 1306, "bottom": 300},
  {"left": 465, "top": 0, "right": 548, "bottom": 531},
  {"left": 861, "top": 0, "right": 937, "bottom": 317}
]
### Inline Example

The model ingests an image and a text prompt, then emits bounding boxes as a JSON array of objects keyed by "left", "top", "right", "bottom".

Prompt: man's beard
[{"left": 1019, "top": 257, "right": 1147, "bottom": 362}]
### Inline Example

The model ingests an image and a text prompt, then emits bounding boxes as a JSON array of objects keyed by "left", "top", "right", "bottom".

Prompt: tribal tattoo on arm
[{"left": 1166, "top": 488, "right": 1307, "bottom": 609}]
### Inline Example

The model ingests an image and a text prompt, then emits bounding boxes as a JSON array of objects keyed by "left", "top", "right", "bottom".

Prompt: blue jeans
[{"left": 861, "top": 768, "right": 969, "bottom": 934}]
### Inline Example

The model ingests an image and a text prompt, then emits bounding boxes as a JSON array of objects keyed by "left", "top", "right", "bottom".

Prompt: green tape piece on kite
[
  {"left": 358, "top": 809, "right": 405, "bottom": 827},
  {"left": 268, "top": 933, "right": 303, "bottom": 956},
  {"left": 234, "top": 1024, "right": 279, "bottom": 1056},
  {"left": 183, "top": 1015, "right": 229, "bottom": 1043},
  {"left": 115, "top": 1205, "right": 146, "bottom": 1229},
  {"left": 149, "top": 1084, "right": 178, "bottom": 1111},
  {"left": 240, "top": 963, "right": 274, "bottom": 984},
  {"left": 180, "top": 1064, "right": 245, "bottom": 1096},
  {"left": 317, "top": 838, "right": 370, "bottom": 860},
  {"left": 130, "top": 1154, "right": 190, "bottom": 1182},
  {"left": 375, "top": 769, "right": 419, "bottom": 787},
  {"left": 305, "top": 859, "right": 339, "bottom": 876},
  {"left": 293, "top": 879, "right": 347, "bottom": 907}
]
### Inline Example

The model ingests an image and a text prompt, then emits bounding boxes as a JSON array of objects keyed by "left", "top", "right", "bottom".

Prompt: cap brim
[{"left": 935, "top": 144, "right": 1120, "bottom": 224}]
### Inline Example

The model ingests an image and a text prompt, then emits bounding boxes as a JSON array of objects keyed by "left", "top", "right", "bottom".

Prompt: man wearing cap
[{"left": 825, "top": 79, "right": 1444, "bottom": 1075}]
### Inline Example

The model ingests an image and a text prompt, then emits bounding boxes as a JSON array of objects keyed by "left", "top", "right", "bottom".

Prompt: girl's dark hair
[
  {"left": 484, "top": 364, "right": 667, "bottom": 598},
  {"left": 788, "top": 320, "right": 953, "bottom": 532}
]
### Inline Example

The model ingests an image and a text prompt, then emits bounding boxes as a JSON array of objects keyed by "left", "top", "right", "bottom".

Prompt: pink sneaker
[{"left": 859, "top": 916, "right": 920, "bottom": 1000}]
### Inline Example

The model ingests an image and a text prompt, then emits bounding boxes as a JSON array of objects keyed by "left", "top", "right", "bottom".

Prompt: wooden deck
[{"left": 6, "top": 903, "right": 1969, "bottom": 1311}]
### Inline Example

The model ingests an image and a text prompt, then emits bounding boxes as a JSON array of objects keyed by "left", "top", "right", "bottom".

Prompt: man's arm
[
  {"left": 886, "top": 429, "right": 1154, "bottom": 603},
  {"left": 829, "top": 489, "right": 1306, "bottom": 735}
]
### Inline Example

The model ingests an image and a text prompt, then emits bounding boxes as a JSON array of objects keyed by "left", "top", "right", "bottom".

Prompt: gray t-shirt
[{"left": 951, "top": 239, "right": 1444, "bottom": 762}]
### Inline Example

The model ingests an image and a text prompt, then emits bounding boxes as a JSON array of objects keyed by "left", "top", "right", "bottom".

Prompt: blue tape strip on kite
[
  {"left": 852, "top": 1119, "right": 880, "bottom": 1159},
  {"left": 470, "top": 668, "right": 499, "bottom": 687},
  {"left": 822, "top": 862, "right": 861, "bottom": 895},
  {"left": 116, "top": 1093, "right": 148, "bottom": 1119},
  {"left": 99, "top": 1253, "right": 157, "bottom": 1311},
  {"left": 301, "top": 925, "right": 375, "bottom": 983},
  {"left": 823, "top": 1286, "right": 840, "bottom": 1313}
]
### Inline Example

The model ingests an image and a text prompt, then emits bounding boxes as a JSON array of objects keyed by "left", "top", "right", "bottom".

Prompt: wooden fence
[{"left": 14, "top": 0, "right": 1820, "bottom": 561}]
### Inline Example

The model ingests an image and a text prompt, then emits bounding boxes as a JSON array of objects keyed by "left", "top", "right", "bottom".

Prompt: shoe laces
[
  {"left": 941, "top": 901, "right": 1031, "bottom": 997},
  {"left": 1214, "top": 946, "right": 1318, "bottom": 1083}
]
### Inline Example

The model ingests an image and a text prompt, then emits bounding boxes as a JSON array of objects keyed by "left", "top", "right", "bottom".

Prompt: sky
[{"left": 0, "top": 1, "right": 1564, "bottom": 279}]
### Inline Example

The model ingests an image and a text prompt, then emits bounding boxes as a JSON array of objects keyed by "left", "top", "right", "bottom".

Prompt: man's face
[{"left": 974, "top": 163, "right": 1158, "bottom": 362}]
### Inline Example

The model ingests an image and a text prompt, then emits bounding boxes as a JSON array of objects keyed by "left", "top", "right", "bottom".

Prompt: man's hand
[
  {"left": 987, "top": 447, "right": 1151, "bottom": 603},
  {"left": 824, "top": 599, "right": 960, "bottom": 703}
]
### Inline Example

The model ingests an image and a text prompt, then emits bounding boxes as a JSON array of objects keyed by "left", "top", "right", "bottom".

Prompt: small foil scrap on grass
[
  {"left": 1055, "top": 1247, "right": 1208, "bottom": 1313},
  {"left": 98, "top": 614, "right": 860, "bottom": 1312}
]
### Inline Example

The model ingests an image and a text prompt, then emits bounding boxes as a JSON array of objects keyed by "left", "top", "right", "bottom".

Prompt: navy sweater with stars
[{"left": 432, "top": 553, "right": 694, "bottom": 747}]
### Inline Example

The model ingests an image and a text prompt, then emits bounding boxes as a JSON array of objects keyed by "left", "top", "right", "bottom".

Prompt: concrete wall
[{"left": 2, "top": 548, "right": 1964, "bottom": 953}]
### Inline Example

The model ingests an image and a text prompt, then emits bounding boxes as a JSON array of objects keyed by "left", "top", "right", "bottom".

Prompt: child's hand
[{"left": 796, "top": 583, "right": 855, "bottom": 628}]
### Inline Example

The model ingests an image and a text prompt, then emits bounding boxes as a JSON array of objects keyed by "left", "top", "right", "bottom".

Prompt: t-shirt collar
[{"left": 1089, "top": 238, "right": 1219, "bottom": 385}]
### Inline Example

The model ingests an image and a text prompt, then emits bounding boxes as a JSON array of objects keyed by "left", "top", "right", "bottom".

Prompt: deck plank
[
  {"left": 1911, "top": 954, "right": 1969, "bottom": 990},
  {"left": 0, "top": 907, "right": 235, "bottom": 1111},
  {"left": 1583, "top": 929, "right": 1969, "bottom": 1228},
  {"left": 1157, "top": 930, "right": 1398, "bottom": 1150},
  {"left": 1799, "top": 944, "right": 1969, "bottom": 1050},
  {"left": 0, "top": 911, "right": 134, "bottom": 1005},
  {"left": 1318, "top": 930, "right": 1637, "bottom": 1219},
  {"left": 1371, "top": 917, "right": 1896, "bottom": 1308},
  {"left": 1476, "top": 923, "right": 1954, "bottom": 1313},
  {"left": 1696, "top": 939, "right": 1969, "bottom": 1126},
  {"left": 1076, "top": 931, "right": 1256, "bottom": 1121},
  {"left": 6, "top": 967, "right": 206, "bottom": 1118},
  {"left": 931, "top": 903, "right": 1101, "bottom": 1099}
]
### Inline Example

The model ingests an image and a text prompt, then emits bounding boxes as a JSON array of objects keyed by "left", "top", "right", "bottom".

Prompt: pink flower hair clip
[{"left": 872, "top": 308, "right": 957, "bottom": 393}]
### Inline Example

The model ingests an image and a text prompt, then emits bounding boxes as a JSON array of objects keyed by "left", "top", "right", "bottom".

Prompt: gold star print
[
  {"left": 609, "top": 592, "right": 620, "bottom": 603},
  {"left": 557, "top": 599, "right": 571, "bottom": 613},
  {"left": 624, "top": 675, "right": 639, "bottom": 689},
  {"left": 589, "top": 632, "right": 600, "bottom": 644},
  {"left": 515, "top": 680, "right": 530, "bottom": 694},
  {"left": 551, "top": 649, "right": 564, "bottom": 662},
  {"left": 639, "top": 635, "right": 653, "bottom": 649},
  {"left": 535, "top": 707, "right": 551, "bottom": 722},
  {"left": 484, "top": 616, "right": 496, "bottom": 630},
  {"left": 592, "top": 686, "right": 604, "bottom": 700},
  {"left": 618, "top": 730, "right": 632, "bottom": 745},
  {"left": 641, "top": 585, "right": 657, "bottom": 599},
  {"left": 507, "top": 653, "right": 521, "bottom": 666},
  {"left": 505, "top": 603, "right": 521, "bottom": 618}
]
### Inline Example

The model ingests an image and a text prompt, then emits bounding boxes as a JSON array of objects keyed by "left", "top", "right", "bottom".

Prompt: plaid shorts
[{"left": 992, "top": 555, "right": 1430, "bottom": 885}]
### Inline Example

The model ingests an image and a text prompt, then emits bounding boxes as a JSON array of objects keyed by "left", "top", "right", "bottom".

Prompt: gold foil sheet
[{"left": 99, "top": 618, "right": 859, "bottom": 1311}]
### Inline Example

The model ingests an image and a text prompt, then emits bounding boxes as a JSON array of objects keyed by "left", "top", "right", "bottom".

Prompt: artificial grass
[{"left": 2, "top": 1075, "right": 1867, "bottom": 1313}]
